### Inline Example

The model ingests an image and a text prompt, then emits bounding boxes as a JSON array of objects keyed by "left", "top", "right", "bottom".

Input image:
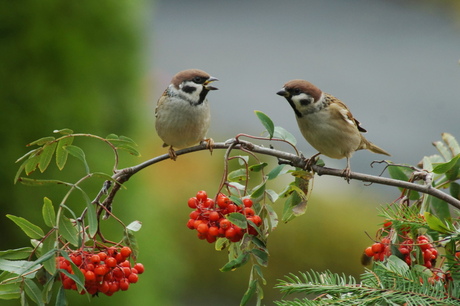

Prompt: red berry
[
  {"left": 85, "top": 270, "right": 96, "bottom": 281},
  {"left": 120, "top": 260, "right": 131, "bottom": 268},
  {"left": 187, "top": 219, "right": 196, "bottom": 229},
  {"left": 112, "top": 267, "right": 123, "bottom": 279},
  {"left": 62, "top": 277, "right": 74, "bottom": 289},
  {"left": 252, "top": 215, "right": 262, "bottom": 226},
  {"left": 225, "top": 227, "right": 236, "bottom": 239},
  {"left": 189, "top": 210, "right": 200, "bottom": 220},
  {"left": 98, "top": 252, "right": 107, "bottom": 261},
  {"left": 202, "top": 198, "right": 214, "bottom": 208},
  {"left": 119, "top": 279, "right": 130, "bottom": 291},
  {"left": 133, "top": 263, "right": 144, "bottom": 274},
  {"left": 226, "top": 204, "right": 238, "bottom": 213},
  {"left": 94, "top": 264, "right": 108, "bottom": 276},
  {"left": 364, "top": 247, "right": 374, "bottom": 257},
  {"left": 220, "top": 219, "right": 231, "bottom": 230},
  {"left": 188, "top": 197, "right": 198, "bottom": 208},
  {"left": 197, "top": 223, "right": 209, "bottom": 234},
  {"left": 217, "top": 195, "right": 230, "bottom": 208},
  {"left": 243, "top": 207, "right": 255, "bottom": 216},
  {"left": 206, "top": 234, "right": 217, "bottom": 243},
  {"left": 128, "top": 273, "right": 139, "bottom": 283},
  {"left": 109, "top": 281, "right": 119, "bottom": 293},
  {"left": 371, "top": 243, "right": 383, "bottom": 254},
  {"left": 383, "top": 220, "right": 392, "bottom": 228},
  {"left": 90, "top": 254, "right": 101, "bottom": 264},
  {"left": 208, "top": 226, "right": 219, "bottom": 237},
  {"left": 70, "top": 254, "right": 82, "bottom": 266},
  {"left": 105, "top": 257, "right": 116, "bottom": 268},
  {"left": 120, "top": 246, "right": 132, "bottom": 258},
  {"left": 243, "top": 198, "right": 253, "bottom": 207},
  {"left": 209, "top": 211, "right": 220, "bottom": 222},
  {"left": 122, "top": 266, "right": 131, "bottom": 276},
  {"left": 98, "top": 281, "right": 110, "bottom": 293},
  {"left": 196, "top": 190, "right": 208, "bottom": 202}
]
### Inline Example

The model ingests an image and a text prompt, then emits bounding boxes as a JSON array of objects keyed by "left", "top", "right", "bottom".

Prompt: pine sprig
[{"left": 275, "top": 256, "right": 460, "bottom": 305}]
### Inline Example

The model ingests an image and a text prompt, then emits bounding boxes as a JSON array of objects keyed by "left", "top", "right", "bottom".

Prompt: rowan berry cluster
[
  {"left": 57, "top": 246, "right": 144, "bottom": 296},
  {"left": 186, "top": 191, "right": 262, "bottom": 243},
  {"left": 364, "top": 235, "right": 437, "bottom": 268}
]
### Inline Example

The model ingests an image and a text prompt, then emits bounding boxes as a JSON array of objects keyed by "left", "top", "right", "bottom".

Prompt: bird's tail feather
[{"left": 360, "top": 137, "right": 391, "bottom": 156}]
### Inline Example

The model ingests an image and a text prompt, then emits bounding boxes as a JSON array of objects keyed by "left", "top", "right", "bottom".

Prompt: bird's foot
[
  {"left": 305, "top": 152, "right": 321, "bottom": 171},
  {"left": 342, "top": 167, "right": 351, "bottom": 183},
  {"left": 168, "top": 146, "right": 177, "bottom": 161},
  {"left": 202, "top": 138, "right": 214, "bottom": 155}
]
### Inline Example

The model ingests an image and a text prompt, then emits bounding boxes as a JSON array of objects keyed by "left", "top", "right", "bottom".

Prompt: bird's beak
[
  {"left": 276, "top": 88, "right": 289, "bottom": 97},
  {"left": 204, "top": 77, "right": 219, "bottom": 90}
]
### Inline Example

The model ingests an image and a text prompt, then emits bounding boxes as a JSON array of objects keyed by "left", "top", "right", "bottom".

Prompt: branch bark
[{"left": 98, "top": 139, "right": 460, "bottom": 211}]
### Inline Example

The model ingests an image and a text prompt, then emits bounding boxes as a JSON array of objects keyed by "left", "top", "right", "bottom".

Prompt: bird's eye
[
  {"left": 193, "top": 76, "right": 204, "bottom": 83},
  {"left": 293, "top": 88, "right": 301, "bottom": 95}
]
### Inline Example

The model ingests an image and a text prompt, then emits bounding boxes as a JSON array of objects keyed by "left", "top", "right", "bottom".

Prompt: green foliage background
[{"left": 0, "top": 1, "right": 458, "bottom": 305}]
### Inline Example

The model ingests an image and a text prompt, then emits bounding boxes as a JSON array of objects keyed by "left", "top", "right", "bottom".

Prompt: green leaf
[
  {"left": 53, "top": 128, "right": 74, "bottom": 135},
  {"left": 442, "top": 133, "right": 460, "bottom": 156},
  {"left": 64, "top": 145, "right": 89, "bottom": 174},
  {"left": 451, "top": 182, "right": 460, "bottom": 200},
  {"left": 123, "top": 229, "right": 139, "bottom": 259},
  {"left": 249, "top": 163, "right": 268, "bottom": 173},
  {"left": 264, "top": 203, "right": 278, "bottom": 231},
  {"left": 17, "top": 178, "right": 71, "bottom": 187},
  {"left": 220, "top": 252, "right": 250, "bottom": 272},
  {"left": 24, "top": 279, "right": 44, "bottom": 306},
  {"left": 58, "top": 216, "right": 79, "bottom": 246},
  {"left": 251, "top": 249, "right": 269, "bottom": 267},
  {"left": 117, "top": 144, "right": 141, "bottom": 157},
  {"left": 15, "top": 148, "right": 39, "bottom": 163},
  {"left": 228, "top": 168, "right": 248, "bottom": 182},
  {"left": 55, "top": 285, "right": 66, "bottom": 306},
  {"left": 105, "top": 133, "right": 119, "bottom": 140},
  {"left": 250, "top": 182, "right": 266, "bottom": 201},
  {"left": 227, "top": 213, "right": 248, "bottom": 229},
  {"left": 0, "top": 259, "right": 40, "bottom": 278},
  {"left": 0, "top": 283, "right": 21, "bottom": 300},
  {"left": 267, "top": 164, "right": 286, "bottom": 180},
  {"left": 430, "top": 196, "right": 451, "bottom": 222},
  {"left": 6, "top": 215, "right": 44, "bottom": 239},
  {"left": 55, "top": 136, "right": 74, "bottom": 170},
  {"left": 253, "top": 264, "right": 267, "bottom": 285},
  {"left": 24, "top": 152, "right": 40, "bottom": 175},
  {"left": 432, "top": 155, "right": 460, "bottom": 174},
  {"left": 41, "top": 235, "right": 57, "bottom": 275},
  {"left": 240, "top": 279, "right": 257, "bottom": 306},
  {"left": 27, "top": 136, "right": 55, "bottom": 147},
  {"left": 265, "top": 189, "right": 279, "bottom": 203},
  {"left": 85, "top": 201, "right": 97, "bottom": 238},
  {"left": 424, "top": 212, "right": 450, "bottom": 234},
  {"left": 0, "top": 248, "right": 33, "bottom": 260},
  {"left": 254, "top": 110, "right": 274, "bottom": 138},
  {"left": 38, "top": 142, "right": 57, "bottom": 173},
  {"left": 126, "top": 221, "right": 142, "bottom": 232},
  {"left": 387, "top": 166, "right": 420, "bottom": 200},
  {"left": 273, "top": 126, "right": 297, "bottom": 145},
  {"left": 215, "top": 237, "right": 229, "bottom": 251},
  {"left": 42, "top": 197, "right": 56, "bottom": 228},
  {"left": 433, "top": 140, "right": 452, "bottom": 161}
]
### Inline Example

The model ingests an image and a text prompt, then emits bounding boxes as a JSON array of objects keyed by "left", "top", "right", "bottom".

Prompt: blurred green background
[{"left": 1, "top": 0, "right": 459, "bottom": 305}]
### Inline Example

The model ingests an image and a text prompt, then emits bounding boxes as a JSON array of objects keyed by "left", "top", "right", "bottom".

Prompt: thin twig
[{"left": 95, "top": 139, "right": 460, "bottom": 211}]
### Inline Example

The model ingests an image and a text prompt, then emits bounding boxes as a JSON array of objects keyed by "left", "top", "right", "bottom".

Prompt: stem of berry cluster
[{"left": 93, "top": 139, "right": 460, "bottom": 212}]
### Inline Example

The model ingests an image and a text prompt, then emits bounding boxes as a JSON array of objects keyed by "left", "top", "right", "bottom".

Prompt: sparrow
[
  {"left": 276, "top": 79, "right": 390, "bottom": 180},
  {"left": 155, "top": 69, "right": 218, "bottom": 160}
]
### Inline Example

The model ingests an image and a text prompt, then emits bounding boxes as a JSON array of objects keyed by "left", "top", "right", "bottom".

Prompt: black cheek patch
[
  {"left": 300, "top": 99, "right": 311, "bottom": 106},
  {"left": 182, "top": 86, "right": 197, "bottom": 94}
]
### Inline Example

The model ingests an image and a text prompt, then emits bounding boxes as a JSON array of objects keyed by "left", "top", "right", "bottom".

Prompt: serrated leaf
[
  {"left": 0, "top": 248, "right": 33, "bottom": 260},
  {"left": 27, "top": 136, "right": 55, "bottom": 147},
  {"left": 18, "top": 178, "right": 70, "bottom": 187},
  {"left": 0, "top": 259, "right": 40, "bottom": 278},
  {"left": 24, "top": 152, "right": 40, "bottom": 175},
  {"left": 220, "top": 252, "right": 250, "bottom": 272},
  {"left": 424, "top": 212, "right": 450, "bottom": 234},
  {"left": 273, "top": 126, "right": 297, "bottom": 145},
  {"left": 38, "top": 142, "right": 57, "bottom": 172},
  {"left": 251, "top": 249, "right": 269, "bottom": 267},
  {"left": 64, "top": 145, "right": 89, "bottom": 174},
  {"left": 228, "top": 169, "right": 248, "bottom": 182},
  {"left": 264, "top": 203, "right": 278, "bottom": 231},
  {"left": 105, "top": 133, "right": 119, "bottom": 140},
  {"left": 58, "top": 216, "right": 79, "bottom": 246},
  {"left": 432, "top": 155, "right": 460, "bottom": 174},
  {"left": 215, "top": 237, "right": 229, "bottom": 251},
  {"left": 55, "top": 137, "right": 74, "bottom": 170},
  {"left": 6, "top": 215, "right": 44, "bottom": 239},
  {"left": 24, "top": 279, "right": 44, "bottom": 306},
  {"left": 267, "top": 164, "right": 286, "bottom": 180},
  {"left": 433, "top": 140, "right": 452, "bottom": 161},
  {"left": 227, "top": 213, "right": 248, "bottom": 229},
  {"left": 240, "top": 279, "right": 257, "bottom": 306},
  {"left": 126, "top": 221, "right": 142, "bottom": 232},
  {"left": 254, "top": 111, "right": 274, "bottom": 138},
  {"left": 265, "top": 189, "right": 279, "bottom": 203},
  {"left": 0, "top": 283, "right": 21, "bottom": 300},
  {"left": 53, "top": 128, "right": 74, "bottom": 135},
  {"left": 55, "top": 285, "right": 66, "bottom": 306},
  {"left": 442, "top": 133, "right": 460, "bottom": 156},
  {"left": 42, "top": 197, "right": 55, "bottom": 228}
]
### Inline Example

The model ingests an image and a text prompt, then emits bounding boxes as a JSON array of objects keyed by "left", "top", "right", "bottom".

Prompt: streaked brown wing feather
[{"left": 327, "top": 95, "right": 367, "bottom": 133}]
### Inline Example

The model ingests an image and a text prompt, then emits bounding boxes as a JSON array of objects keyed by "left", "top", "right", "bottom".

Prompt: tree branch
[{"left": 98, "top": 138, "right": 460, "bottom": 211}]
